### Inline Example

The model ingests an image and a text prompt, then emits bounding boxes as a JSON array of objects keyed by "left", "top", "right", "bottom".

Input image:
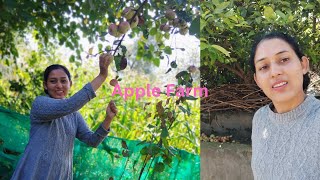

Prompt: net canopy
[{"left": 0, "top": 106, "right": 200, "bottom": 179}]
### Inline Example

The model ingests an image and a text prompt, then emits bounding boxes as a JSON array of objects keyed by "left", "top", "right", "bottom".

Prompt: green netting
[{"left": 0, "top": 106, "right": 200, "bottom": 180}]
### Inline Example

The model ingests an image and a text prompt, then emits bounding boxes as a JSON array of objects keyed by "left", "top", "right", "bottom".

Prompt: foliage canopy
[
  {"left": 200, "top": 0, "right": 320, "bottom": 88},
  {"left": 0, "top": 0, "right": 199, "bottom": 63}
]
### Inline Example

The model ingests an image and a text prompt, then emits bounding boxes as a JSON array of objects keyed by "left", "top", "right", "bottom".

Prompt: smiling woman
[
  {"left": 10, "top": 54, "right": 118, "bottom": 180},
  {"left": 253, "top": 38, "right": 309, "bottom": 113},
  {"left": 249, "top": 32, "right": 320, "bottom": 180},
  {"left": 43, "top": 65, "right": 72, "bottom": 99}
]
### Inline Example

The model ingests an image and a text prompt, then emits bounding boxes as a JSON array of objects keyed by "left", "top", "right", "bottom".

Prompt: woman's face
[
  {"left": 44, "top": 69, "right": 72, "bottom": 99},
  {"left": 253, "top": 38, "right": 309, "bottom": 105}
]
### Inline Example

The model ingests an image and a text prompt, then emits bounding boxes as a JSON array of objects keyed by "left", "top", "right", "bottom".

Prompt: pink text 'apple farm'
[{"left": 111, "top": 84, "right": 208, "bottom": 100}]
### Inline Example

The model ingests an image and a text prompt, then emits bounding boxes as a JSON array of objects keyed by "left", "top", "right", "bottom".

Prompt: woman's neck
[{"left": 272, "top": 92, "right": 307, "bottom": 113}]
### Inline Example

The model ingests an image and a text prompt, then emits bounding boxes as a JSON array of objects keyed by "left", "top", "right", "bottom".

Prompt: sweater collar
[{"left": 267, "top": 95, "right": 315, "bottom": 124}]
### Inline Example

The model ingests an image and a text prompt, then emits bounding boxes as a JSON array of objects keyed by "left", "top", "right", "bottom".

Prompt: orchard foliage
[
  {"left": 0, "top": 39, "right": 200, "bottom": 153},
  {"left": 0, "top": 2, "right": 200, "bottom": 174},
  {"left": 0, "top": 0, "right": 200, "bottom": 63},
  {"left": 200, "top": 0, "right": 320, "bottom": 88}
]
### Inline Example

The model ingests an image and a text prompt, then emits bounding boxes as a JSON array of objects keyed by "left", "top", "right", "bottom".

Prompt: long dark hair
[
  {"left": 249, "top": 32, "right": 310, "bottom": 91},
  {"left": 43, "top": 64, "right": 71, "bottom": 94}
]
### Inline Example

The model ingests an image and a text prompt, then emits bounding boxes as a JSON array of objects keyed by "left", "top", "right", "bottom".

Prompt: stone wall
[
  {"left": 201, "top": 111, "right": 254, "bottom": 142},
  {"left": 201, "top": 142, "right": 253, "bottom": 180},
  {"left": 201, "top": 111, "right": 255, "bottom": 179}
]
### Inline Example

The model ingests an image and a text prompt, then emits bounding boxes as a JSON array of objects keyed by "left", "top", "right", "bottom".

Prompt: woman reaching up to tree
[{"left": 11, "top": 53, "right": 118, "bottom": 180}]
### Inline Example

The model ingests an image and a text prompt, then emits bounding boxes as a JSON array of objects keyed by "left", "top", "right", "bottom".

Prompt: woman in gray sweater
[
  {"left": 11, "top": 53, "right": 118, "bottom": 180},
  {"left": 250, "top": 32, "right": 320, "bottom": 179}
]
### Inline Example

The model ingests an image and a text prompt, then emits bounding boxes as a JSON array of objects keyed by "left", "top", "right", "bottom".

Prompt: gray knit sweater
[
  {"left": 11, "top": 83, "right": 109, "bottom": 180},
  {"left": 251, "top": 95, "right": 320, "bottom": 180}
]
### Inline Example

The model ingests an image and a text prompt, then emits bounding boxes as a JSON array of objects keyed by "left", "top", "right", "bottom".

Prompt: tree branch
[
  {"left": 92, "top": 0, "right": 148, "bottom": 57},
  {"left": 214, "top": 61, "right": 254, "bottom": 83},
  {"left": 112, "top": 0, "right": 148, "bottom": 56}
]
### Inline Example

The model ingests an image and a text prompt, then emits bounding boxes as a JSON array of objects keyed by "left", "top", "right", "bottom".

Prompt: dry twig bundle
[{"left": 201, "top": 84, "right": 271, "bottom": 112}]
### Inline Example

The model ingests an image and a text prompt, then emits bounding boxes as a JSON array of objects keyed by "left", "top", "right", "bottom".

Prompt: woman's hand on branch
[
  {"left": 106, "top": 100, "right": 118, "bottom": 119},
  {"left": 102, "top": 100, "right": 118, "bottom": 130},
  {"left": 91, "top": 53, "right": 114, "bottom": 92},
  {"left": 99, "top": 53, "right": 113, "bottom": 77}
]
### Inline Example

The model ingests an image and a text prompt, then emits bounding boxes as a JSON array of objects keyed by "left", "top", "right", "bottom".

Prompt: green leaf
[
  {"left": 189, "top": 16, "right": 200, "bottom": 37},
  {"left": 136, "top": 50, "right": 143, "bottom": 60},
  {"left": 149, "top": 44, "right": 155, "bottom": 51},
  {"left": 264, "top": 6, "right": 276, "bottom": 20},
  {"left": 105, "top": 45, "right": 112, "bottom": 51},
  {"left": 164, "top": 46, "right": 172, "bottom": 54},
  {"left": 147, "top": 124, "right": 155, "bottom": 129},
  {"left": 214, "top": 2, "right": 230, "bottom": 14},
  {"left": 211, "top": 0, "right": 220, "bottom": 6},
  {"left": 161, "top": 127, "right": 169, "bottom": 138},
  {"left": 175, "top": 71, "right": 188, "bottom": 79},
  {"left": 178, "top": 105, "right": 186, "bottom": 113},
  {"left": 212, "top": 45, "right": 230, "bottom": 57},
  {"left": 200, "top": 42, "right": 210, "bottom": 50},
  {"left": 149, "top": 27, "right": 157, "bottom": 36},
  {"left": 162, "top": 137, "right": 169, "bottom": 148},
  {"left": 305, "top": 3, "right": 315, "bottom": 9},
  {"left": 121, "top": 45, "right": 127, "bottom": 55},
  {"left": 200, "top": 18, "right": 206, "bottom": 31},
  {"left": 153, "top": 162, "right": 165, "bottom": 173},
  {"left": 114, "top": 55, "right": 122, "bottom": 71},
  {"left": 149, "top": 145, "right": 161, "bottom": 155},
  {"left": 69, "top": 55, "right": 75, "bottom": 63},
  {"left": 287, "top": 15, "right": 294, "bottom": 22},
  {"left": 255, "top": 17, "right": 262, "bottom": 24},
  {"left": 140, "top": 146, "right": 148, "bottom": 155},
  {"left": 164, "top": 32, "right": 170, "bottom": 39},
  {"left": 98, "top": 44, "right": 103, "bottom": 51},
  {"left": 155, "top": 32, "right": 163, "bottom": 42},
  {"left": 185, "top": 96, "right": 198, "bottom": 100},
  {"left": 178, "top": 105, "right": 191, "bottom": 116},
  {"left": 163, "top": 157, "right": 172, "bottom": 166},
  {"left": 153, "top": 58, "right": 160, "bottom": 67},
  {"left": 275, "top": 10, "right": 286, "bottom": 20}
]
